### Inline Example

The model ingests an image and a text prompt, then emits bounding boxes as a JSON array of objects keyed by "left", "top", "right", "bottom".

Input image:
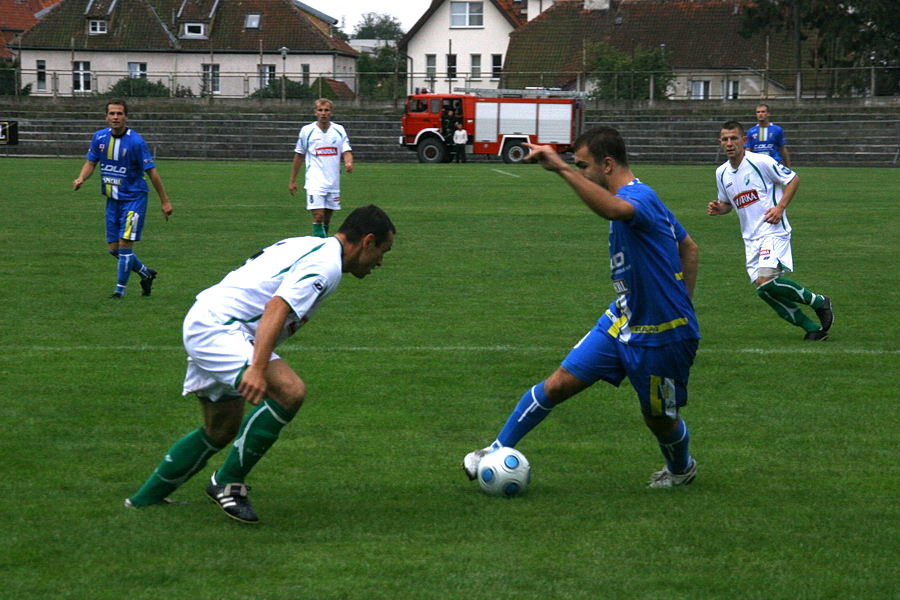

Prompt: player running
[
  {"left": 709, "top": 120, "right": 833, "bottom": 340},
  {"left": 463, "top": 126, "right": 702, "bottom": 489},
  {"left": 125, "top": 205, "right": 395, "bottom": 523}
]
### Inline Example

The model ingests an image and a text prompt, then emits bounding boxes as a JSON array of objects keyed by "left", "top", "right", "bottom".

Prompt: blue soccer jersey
[
  {"left": 745, "top": 123, "right": 787, "bottom": 163},
  {"left": 597, "top": 180, "right": 699, "bottom": 347},
  {"left": 86, "top": 128, "right": 155, "bottom": 201}
]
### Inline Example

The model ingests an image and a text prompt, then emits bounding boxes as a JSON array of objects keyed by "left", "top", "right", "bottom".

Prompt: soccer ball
[{"left": 477, "top": 447, "right": 531, "bottom": 497}]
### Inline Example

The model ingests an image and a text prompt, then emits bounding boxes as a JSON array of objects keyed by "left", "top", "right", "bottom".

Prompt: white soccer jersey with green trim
[
  {"left": 294, "top": 122, "right": 351, "bottom": 194},
  {"left": 194, "top": 236, "right": 343, "bottom": 345},
  {"left": 715, "top": 152, "right": 797, "bottom": 241}
]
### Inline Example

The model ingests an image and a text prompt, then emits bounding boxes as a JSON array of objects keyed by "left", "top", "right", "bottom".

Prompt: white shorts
[
  {"left": 181, "top": 303, "right": 280, "bottom": 402},
  {"left": 306, "top": 192, "right": 341, "bottom": 211},
  {"left": 744, "top": 235, "right": 793, "bottom": 282}
]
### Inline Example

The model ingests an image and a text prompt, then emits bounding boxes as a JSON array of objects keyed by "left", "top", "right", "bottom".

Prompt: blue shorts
[
  {"left": 105, "top": 196, "right": 147, "bottom": 242},
  {"left": 561, "top": 326, "right": 698, "bottom": 418}
]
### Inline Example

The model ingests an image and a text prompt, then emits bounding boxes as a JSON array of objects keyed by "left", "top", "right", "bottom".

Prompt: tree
[
  {"left": 353, "top": 13, "right": 404, "bottom": 41},
  {"left": 741, "top": 0, "right": 899, "bottom": 95},
  {"left": 357, "top": 44, "right": 406, "bottom": 100},
  {"left": 586, "top": 43, "right": 674, "bottom": 101},
  {"left": 0, "top": 60, "right": 32, "bottom": 96}
]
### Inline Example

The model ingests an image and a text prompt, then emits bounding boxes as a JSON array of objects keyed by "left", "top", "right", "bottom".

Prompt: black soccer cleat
[
  {"left": 804, "top": 330, "right": 829, "bottom": 341},
  {"left": 140, "top": 269, "right": 157, "bottom": 296},
  {"left": 109, "top": 292, "right": 124, "bottom": 299},
  {"left": 206, "top": 476, "right": 259, "bottom": 523},
  {"left": 814, "top": 295, "right": 833, "bottom": 332}
]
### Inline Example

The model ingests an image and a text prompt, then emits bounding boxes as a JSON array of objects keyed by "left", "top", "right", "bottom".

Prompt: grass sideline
[{"left": 1, "top": 158, "right": 898, "bottom": 600}]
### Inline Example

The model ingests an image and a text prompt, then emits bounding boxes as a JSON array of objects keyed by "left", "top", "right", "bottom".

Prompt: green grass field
[{"left": 1, "top": 158, "right": 897, "bottom": 599}]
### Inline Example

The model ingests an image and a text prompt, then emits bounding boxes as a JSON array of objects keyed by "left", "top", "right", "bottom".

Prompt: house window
[
  {"left": 36, "top": 60, "right": 46, "bottom": 90},
  {"left": 183, "top": 23, "right": 205, "bottom": 37},
  {"left": 726, "top": 79, "right": 739, "bottom": 100},
  {"left": 89, "top": 20, "right": 107, "bottom": 34},
  {"left": 450, "top": 2, "right": 484, "bottom": 27},
  {"left": 470, "top": 54, "right": 481, "bottom": 79},
  {"left": 73, "top": 61, "right": 91, "bottom": 92},
  {"left": 690, "top": 80, "right": 710, "bottom": 99},
  {"left": 446, "top": 54, "right": 457, "bottom": 79},
  {"left": 302, "top": 64, "right": 310, "bottom": 86},
  {"left": 425, "top": 54, "right": 436, "bottom": 80},
  {"left": 245, "top": 14, "right": 261, "bottom": 29},
  {"left": 202, "top": 63, "right": 220, "bottom": 94},
  {"left": 128, "top": 62, "right": 147, "bottom": 79},
  {"left": 258, "top": 64, "right": 276, "bottom": 88},
  {"left": 491, "top": 54, "right": 502, "bottom": 79}
]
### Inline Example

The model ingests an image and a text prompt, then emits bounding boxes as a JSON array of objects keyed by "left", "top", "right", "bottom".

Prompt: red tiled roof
[
  {"left": 18, "top": 0, "right": 357, "bottom": 55},
  {"left": 0, "top": 0, "right": 59, "bottom": 58},
  {"left": 504, "top": 0, "right": 801, "bottom": 88}
]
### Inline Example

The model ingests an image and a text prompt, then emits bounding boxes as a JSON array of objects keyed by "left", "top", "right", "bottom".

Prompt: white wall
[
  {"left": 18, "top": 49, "right": 356, "bottom": 97},
  {"left": 406, "top": 0, "right": 515, "bottom": 94}
]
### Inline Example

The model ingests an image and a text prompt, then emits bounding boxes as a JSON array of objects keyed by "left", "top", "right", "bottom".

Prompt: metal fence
[{"left": 3, "top": 65, "right": 898, "bottom": 102}]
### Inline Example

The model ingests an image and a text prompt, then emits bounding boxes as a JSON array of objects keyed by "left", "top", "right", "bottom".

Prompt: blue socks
[
  {"left": 113, "top": 248, "right": 150, "bottom": 295},
  {"left": 495, "top": 381, "right": 556, "bottom": 448},
  {"left": 656, "top": 418, "right": 693, "bottom": 474}
]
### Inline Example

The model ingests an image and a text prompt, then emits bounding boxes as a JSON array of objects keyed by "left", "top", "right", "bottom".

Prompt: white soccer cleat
[
  {"left": 462, "top": 447, "right": 492, "bottom": 480},
  {"left": 648, "top": 460, "right": 698, "bottom": 488}
]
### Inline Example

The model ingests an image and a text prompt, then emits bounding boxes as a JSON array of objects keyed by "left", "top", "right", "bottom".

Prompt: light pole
[{"left": 279, "top": 46, "right": 289, "bottom": 102}]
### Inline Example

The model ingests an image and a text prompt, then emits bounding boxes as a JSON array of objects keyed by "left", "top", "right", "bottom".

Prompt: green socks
[
  {"left": 215, "top": 398, "right": 295, "bottom": 485},
  {"left": 128, "top": 427, "right": 222, "bottom": 506},
  {"left": 312, "top": 222, "right": 327, "bottom": 237},
  {"left": 757, "top": 279, "right": 821, "bottom": 332}
]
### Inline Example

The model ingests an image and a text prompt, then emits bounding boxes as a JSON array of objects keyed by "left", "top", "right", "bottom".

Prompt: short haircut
[
  {"left": 338, "top": 205, "right": 396, "bottom": 246},
  {"left": 756, "top": 103, "right": 770, "bottom": 111},
  {"left": 721, "top": 120, "right": 745, "bottom": 134},
  {"left": 106, "top": 99, "right": 128, "bottom": 114},
  {"left": 573, "top": 126, "right": 628, "bottom": 166},
  {"left": 315, "top": 98, "right": 333, "bottom": 109}
]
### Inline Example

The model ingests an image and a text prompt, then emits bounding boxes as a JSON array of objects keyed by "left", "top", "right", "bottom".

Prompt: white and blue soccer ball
[{"left": 477, "top": 447, "right": 531, "bottom": 497}]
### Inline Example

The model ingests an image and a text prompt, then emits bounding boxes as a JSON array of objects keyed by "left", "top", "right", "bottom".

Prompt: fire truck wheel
[
  {"left": 416, "top": 138, "right": 448, "bottom": 163},
  {"left": 502, "top": 141, "right": 528, "bottom": 164}
]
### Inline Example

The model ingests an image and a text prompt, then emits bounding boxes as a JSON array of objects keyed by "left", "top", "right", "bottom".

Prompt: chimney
[{"left": 584, "top": 0, "right": 611, "bottom": 10}]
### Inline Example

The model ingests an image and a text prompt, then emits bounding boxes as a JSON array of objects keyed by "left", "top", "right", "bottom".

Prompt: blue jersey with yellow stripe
[
  {"left": 597, "top": 180, "right": 699, "bottom": 346},
  {"left": 86, "top": 128, "right": 154, "bottom": 201},
  {"left": 745, "top": 123, "right": 787, "bottom": 163}
]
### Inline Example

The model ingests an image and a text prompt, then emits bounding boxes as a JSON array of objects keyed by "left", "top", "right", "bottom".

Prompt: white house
[{"left": 400, "top": 0, "right": 530, "bottom": 94}]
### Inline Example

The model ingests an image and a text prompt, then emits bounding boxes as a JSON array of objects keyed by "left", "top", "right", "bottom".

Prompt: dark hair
[
  {"left": 338, "top": 205, "right": 396, "bottom": 246},
  {"left": 106, "top": 99, "right": 128, "bottom": 114},
  {"left": 756, "top": 103, "right": 770, "bottom": 111},
  {"left": 573, "top": 126, "right": 628, "bottom": 166},
  {"left": 721, "top": 120, "right": 745, "bottom": 134}
]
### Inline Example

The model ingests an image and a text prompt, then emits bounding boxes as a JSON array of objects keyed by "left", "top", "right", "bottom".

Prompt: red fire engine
[{"left": 400, "top": 89, "right": 585, "bottom": 163}]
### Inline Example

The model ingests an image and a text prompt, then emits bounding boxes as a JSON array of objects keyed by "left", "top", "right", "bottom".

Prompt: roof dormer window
[
  {"left": 183, "top": 23, "right": 205, "bottom": 38},
  {"left": 89, "top": 20, "right": 107, "bottom": 35},
  {"left": 245, "top": 14, "right": 261, "bottom": 29}
]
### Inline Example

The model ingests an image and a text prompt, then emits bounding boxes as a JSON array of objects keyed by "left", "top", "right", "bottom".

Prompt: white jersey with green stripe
[
  {"left": 716, "top": 151, "right": 797, "bottom": 241},
  {"left": 194, "top": 236, "right": 343, "bottom": 345}
]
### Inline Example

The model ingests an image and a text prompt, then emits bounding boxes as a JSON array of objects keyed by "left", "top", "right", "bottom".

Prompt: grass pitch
[{"left": 1, "top": 158, "right": 897, "bottom": 599}]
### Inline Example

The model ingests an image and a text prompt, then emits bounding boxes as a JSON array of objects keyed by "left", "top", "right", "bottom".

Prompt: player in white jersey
[
  {"left": 289, "top": 98, "right": 353, "bottom": 237},
  {"left": 709, "top": 120, "right": 833, "bottom": 341},
  {"left": 125, "top": 205, "right": 395, "bottom": 523}
]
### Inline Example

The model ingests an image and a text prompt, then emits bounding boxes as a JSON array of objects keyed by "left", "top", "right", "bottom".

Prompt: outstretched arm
[{"left": 523, "top": 143, "right": 634, "bottom": 221}]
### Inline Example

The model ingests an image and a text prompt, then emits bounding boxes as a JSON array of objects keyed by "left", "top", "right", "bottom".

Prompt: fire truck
[{"left": 399, "top": 88, "right": 586, "bottom": 163}]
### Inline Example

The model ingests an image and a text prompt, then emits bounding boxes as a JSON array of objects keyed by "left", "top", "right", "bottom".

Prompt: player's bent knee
[
  {"left": 643, "top": 413, "right": 678, "bottom": 437},
  {"left": 543, "top": 367, "right": 588, "bottom": 404}
]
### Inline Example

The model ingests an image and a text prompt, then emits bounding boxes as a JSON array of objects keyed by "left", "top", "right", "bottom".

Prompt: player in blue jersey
[
  {"left": 463, "top": 126, "right": 701, "bottom": 488},
  {"left": 745, "top": 104, "right": 791, "bottom": 167},
  {"left": 73, "top": 100, "right": 173, "bottom": 298}
]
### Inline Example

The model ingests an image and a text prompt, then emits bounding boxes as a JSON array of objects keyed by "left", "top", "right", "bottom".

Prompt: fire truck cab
[{"left": 400, "top": 89, "right": 585, "bottom": 164}]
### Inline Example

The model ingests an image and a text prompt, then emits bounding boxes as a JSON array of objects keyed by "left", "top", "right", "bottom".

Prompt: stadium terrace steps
[{"left": 1, "top": 102, "right": 897, "bottom": 166}]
